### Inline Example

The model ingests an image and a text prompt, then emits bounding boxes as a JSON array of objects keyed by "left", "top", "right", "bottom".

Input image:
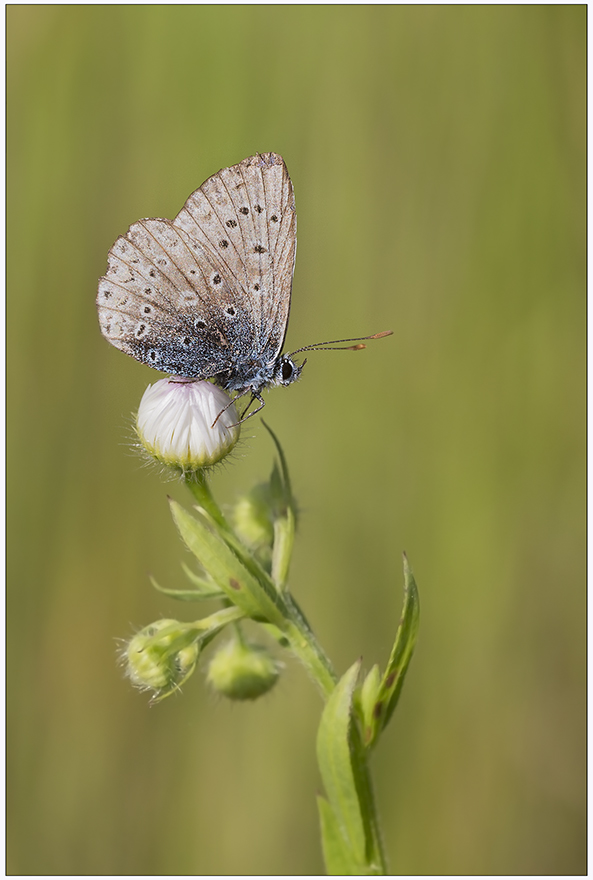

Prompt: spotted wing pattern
[{"left": 96, "top": 153, "right": 296, "bottom": 386}]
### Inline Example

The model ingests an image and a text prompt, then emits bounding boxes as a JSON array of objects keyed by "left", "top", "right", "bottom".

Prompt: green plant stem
[
  {"left": 278, "top": 599, "right": 387, "bottom": 873},
  {"left": 282, "top": 595, "right": 337, "bottom": 698},
  {"left": 349, "top": 723, "right": 388, "bottom": 873},
  {"left": 183, "top": 471, "right": 386, "bottom": 874},
  {"left": 194, "top": 605, "right": 246, "bottom": 636},
  {"left": 185, "top": 470, "right": 229, "bottom": 531}
]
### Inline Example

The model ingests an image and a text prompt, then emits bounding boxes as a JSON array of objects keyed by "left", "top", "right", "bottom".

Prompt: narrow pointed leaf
[
  {"left": 316, "top": 660, "right": 366, "bottom": 866},
  {"left": 368, "top": 554, "right": 420, "bottom": 748},
  {"left": 181, "top": 562, "right": 225, "bottom": 596},
  {"left": 169, "top": 499, "right": 288, "bottom": 625},
  {"left": 150, "top": 573, "right": 223, "bottom": 602}
]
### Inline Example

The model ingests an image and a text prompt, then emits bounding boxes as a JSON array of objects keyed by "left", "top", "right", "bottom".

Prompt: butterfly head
[{"left": 273, "top": 355, "right": 305, "bottom": 388}]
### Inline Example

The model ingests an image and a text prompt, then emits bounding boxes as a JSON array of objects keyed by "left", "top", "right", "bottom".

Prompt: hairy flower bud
[
  {"left": 136, "top": 378, "right": 240, "bottom": 472},
  {"left": 124, "top": 619, "right": 199, "bottom": 694},
  {"left": 207, "top": 639, "right": 280, "bottom": 701}
]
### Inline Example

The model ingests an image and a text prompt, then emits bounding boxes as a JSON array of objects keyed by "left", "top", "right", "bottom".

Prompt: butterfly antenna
[{"left": 288, "top": 329, "right": 393, "bottom": 355}]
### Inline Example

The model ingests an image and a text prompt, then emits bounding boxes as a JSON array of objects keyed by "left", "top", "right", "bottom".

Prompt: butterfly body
[
  {"left": 97, "top": 152, "right": 391, "bottom": 418},
  {"left": 97, "top": 153, "right": 297, "bottom": 396}
]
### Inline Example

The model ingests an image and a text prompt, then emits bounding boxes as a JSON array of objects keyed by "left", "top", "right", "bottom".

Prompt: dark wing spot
[
  {"left": 226, "top": 219, "right": 238, "bottom": 228},
  {"left": 135, "top": 324, "right": 146, "bottom": 337},
  {"left": 103, "top": 290, "right": 112, "bottom": 299},
  {"left": 213, "top": 274, "right": 222, "bottom": 285},
  {"left": 270, "top": 214, "right": 278, "bottom": 222},
  {"left": 254, "top": 245, "right": 266, "bottom": 253},
  {"left": 254, "top": 284, "right": 260, "bottom": 291},
  {"left": 226, "top": 306, "right": 236, "bottom": 316},
  {"left": 219, "top": 239, "right": 229, "bottom": 248},
  {"left": 144, "top": 287, "right": 152, "bottom": 295},
  {"left": 195, "top": 320, "right": 206, "bottom": 329},
  {"left": 239, "top": 207, "right": 249, "bottom": 215},
  {"left": 255, "top": 204, "right": 263, "bottom": 213},
  {"left": 149, "top": 269, "right": 155, "bottom": 277},
  {"left": 143, "top": 305, "right": 152, "bottom": 314}
]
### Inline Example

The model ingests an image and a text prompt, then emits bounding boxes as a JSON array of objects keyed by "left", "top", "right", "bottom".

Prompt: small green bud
[
  {"left": 207, "top": 639, "right": 280, "bottom": 701},
  {"left": 232, "top": 483, "right": 275, "bottom": 557},
  {"left": 125, "top": 619, "right": 199, "bottom": 694}
]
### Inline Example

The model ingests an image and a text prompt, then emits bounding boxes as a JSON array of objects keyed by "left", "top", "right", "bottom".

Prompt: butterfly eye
[{"left": 281, "top": 361, "right": 294, "bottom": 382}]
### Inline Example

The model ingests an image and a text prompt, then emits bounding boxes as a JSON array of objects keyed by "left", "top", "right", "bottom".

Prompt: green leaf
[
  {"left": 178, "top": 496, "right": 336, "bottom": 696},
  {"left": 261, "top": 420, "right": 297, "bottom": 520},
  {"left": 169, "top": 499, "right": 288, "bottom": 625},
  {"left": 260, "top": 422, "right": 298, "bottom": 590},
  {"left": 181, "top": 562, "right": 225, "bottom": 595},
  {"left": 367, "top": 553, "right": 420, "bottom": 748},
  {"left": 150, "top": 570, "right": 224, "bottom": 602},
  {"left": 317, "top": 796, "right": 368, "bottom": 875},
  {"left": 316, "top": 660, "right": 366, "bottom": 868}
]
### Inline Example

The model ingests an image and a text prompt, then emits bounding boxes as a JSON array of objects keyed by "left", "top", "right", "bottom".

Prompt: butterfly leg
[
  {"left": 239, "top": 393, "right": 266, "bottom": 423},
  {"left": 211, "top": 392, "right": 243, "bottom": 428},
  {"left": 211, "top": 390, "right": 266, "bottom": 428}
]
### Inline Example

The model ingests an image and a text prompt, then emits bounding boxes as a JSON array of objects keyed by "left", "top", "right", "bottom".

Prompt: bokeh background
[{"left": 8, "top": 5, "right": 585, "bottom": 875}]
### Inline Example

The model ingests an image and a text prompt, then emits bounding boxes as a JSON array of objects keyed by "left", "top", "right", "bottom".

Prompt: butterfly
[{"left": 97, "top": 152, "right": 391, "bottom": 420}]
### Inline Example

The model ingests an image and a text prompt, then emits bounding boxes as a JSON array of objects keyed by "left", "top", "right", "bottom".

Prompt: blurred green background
[{"left": 8, "top": 5, "right": 585, "bottom": 875}]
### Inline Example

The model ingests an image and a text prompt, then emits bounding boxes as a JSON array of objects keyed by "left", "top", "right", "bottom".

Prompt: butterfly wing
[
  {"left": 97, "top": 153, "right": 297, "bottom": 385},
  {"left": 174, "top": 152, "right": 296, "bottom": 368},
  {"left": 97, "top": 216, "right": 251, "bottom": 378}
]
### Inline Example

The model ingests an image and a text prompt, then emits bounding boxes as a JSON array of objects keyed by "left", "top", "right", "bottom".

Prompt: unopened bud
[
  {"left": 124, "top": 619, "right": 199, "bottom": 694},
  {"left": 232, "top": 483, "right": 275, "bottom": 560},
  {"left": 136, "top": 378, "right": 240, "bottom": 472},
  {"left": 207, "top": 639, "right": 280, "bottom": 701}
]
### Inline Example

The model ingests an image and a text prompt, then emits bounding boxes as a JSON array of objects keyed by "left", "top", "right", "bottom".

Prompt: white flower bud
[{"left": 136, "top": 378, "right": 240, "bottom": 471}]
